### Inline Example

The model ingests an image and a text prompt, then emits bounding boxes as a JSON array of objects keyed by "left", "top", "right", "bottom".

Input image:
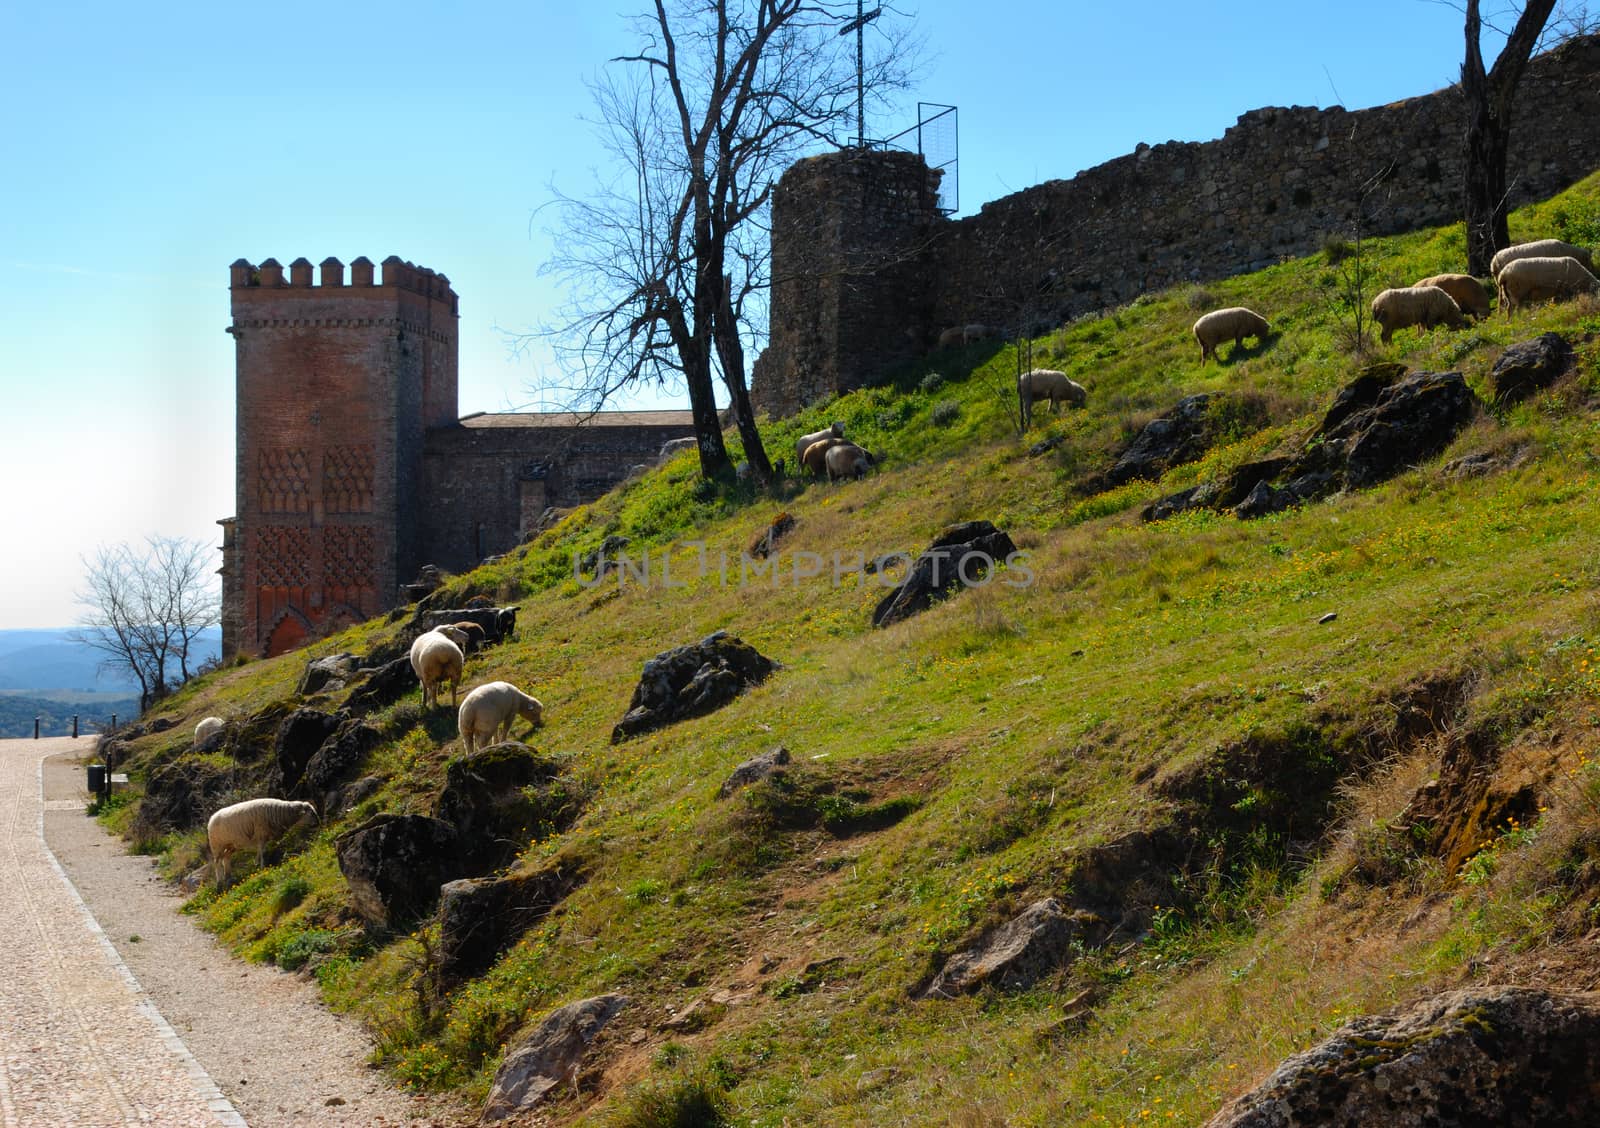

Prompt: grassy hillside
[{"left": 111, "top": 172, "right": 1600, "bottom": 1126}]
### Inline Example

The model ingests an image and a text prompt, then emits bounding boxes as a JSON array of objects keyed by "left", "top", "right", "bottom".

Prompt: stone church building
[{"left": 219, "top": 254, "right": 694, "bottom": 659}]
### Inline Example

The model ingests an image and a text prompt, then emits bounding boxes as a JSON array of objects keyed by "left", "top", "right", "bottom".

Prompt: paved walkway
[{"left": 0, "top": 736, "right": 242, "bottom": 1127}]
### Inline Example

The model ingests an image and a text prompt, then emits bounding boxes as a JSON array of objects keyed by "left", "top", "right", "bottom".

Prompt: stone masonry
[
  {"left": 753, "top": 33, "right": 1600, "bottom": 417},
  {"left": 220, "top": 257, "right": 694, "bottom": 660}
]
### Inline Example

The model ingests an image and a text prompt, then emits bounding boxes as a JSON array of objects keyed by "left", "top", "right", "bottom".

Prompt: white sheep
[
  {"left": 1370, "top": 286, "right": 1467, "bottom": 344},
  {"left": 207, "top": 798, "right": 318, "bottom": 885},
  {"left": 194, "top": 716, "right": 224, "bottom": 748},
  {"left": 1414, "top": 273, "right": 1492, "bottom": 320},
  {"left": 1495, "top": 255, "right": 1600, "bottom": 316},
  {"left": 409, "top": 629, "right": 466, "bottom": 708},
  {"left": 800, "top": 437, "right": 843, "bottom": 478},
  {"left": 458, "top": 681, "right": 544, "bottom": 755},
  {"left": 1192, "top": 307, "right": 1271, "bottom": 363},
  {"left": 795, "top": 423, "right": 844, "bottom": 467},
  {"left": 658, "top": 436, "right": 698, "bottom": 463},
  {"left": 1490, "top": 238, "right": 1595, "bottom": 278},
  {"left": 824, "top": 442, "right": 876, "bottom": 481},
  {"left": 1017, "top": 369, "right": 1087, "bottom": 427}
]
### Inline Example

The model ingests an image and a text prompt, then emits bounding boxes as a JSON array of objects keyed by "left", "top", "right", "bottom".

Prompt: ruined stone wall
[
  {"left": 752, "top": 150, "right": 945, "bottom": 418},
  {"left": 419, "top": 414, "right": 696, "bottom": 573},
  {"left": 753, "top": 34, "right": 1600, "bottom": 417}
]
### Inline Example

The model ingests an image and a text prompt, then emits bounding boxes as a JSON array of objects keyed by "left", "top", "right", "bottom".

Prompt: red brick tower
[{"left": 221, "top": 255, "right": 459, "bottom": 658}]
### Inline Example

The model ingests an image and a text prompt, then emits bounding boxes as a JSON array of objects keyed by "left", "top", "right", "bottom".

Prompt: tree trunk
[
  {"left": 715, "top": 275, "right": 773, "bottom": 486},
  {"left": 1460, "top": 0, "right": 1557, "bottom": 276},
  {"left": 1464, "top": 102, "right": 1510, "bottom": 276}
]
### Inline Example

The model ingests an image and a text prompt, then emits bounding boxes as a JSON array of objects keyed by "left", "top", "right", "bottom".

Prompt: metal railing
[{"left": 879, "top": 102, "right": 959, "bottom": 215}]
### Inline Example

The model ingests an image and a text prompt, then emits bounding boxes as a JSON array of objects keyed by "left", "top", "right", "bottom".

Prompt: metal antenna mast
[{"left": 838, "top": 1, "right": 882, "bottom": 147}]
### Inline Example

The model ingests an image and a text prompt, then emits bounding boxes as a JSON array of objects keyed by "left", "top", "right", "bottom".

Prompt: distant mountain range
[{"left": 0, "top": 628, "right": 221, "bottom": 695}]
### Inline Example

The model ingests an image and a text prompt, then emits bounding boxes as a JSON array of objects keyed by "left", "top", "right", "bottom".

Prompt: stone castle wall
[
  {"left": 753, "top": 34, "right": 1600, "bottom": 417},
  {"left": 420, "top": 414, "right": 695, "bottom": 573},
  {"left": 223, "top": 257, "right": 696, "bottom": 658},
  {"left": 226, "top": 255, "right": 460, "bottom": 658}
]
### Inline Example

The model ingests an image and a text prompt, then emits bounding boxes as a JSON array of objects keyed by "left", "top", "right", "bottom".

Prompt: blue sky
[{"left": 0, "top": 1, "right": 1506, "bottom": 628}]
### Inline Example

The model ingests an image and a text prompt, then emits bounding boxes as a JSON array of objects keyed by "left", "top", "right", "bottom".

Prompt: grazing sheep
[
  {"left": 1490, "top": 238, "right": 1594, "bottom": 278},
  {"left": 658, "top": 436, "right": 698, "bottom": 463},
  {"left": 795, "top": 423, "right": 844, "bottom": 467},
  {"left": 824, "top": 442, "right": 876, "bottom": 481},
  {"left": 1414, "top": 273, "right": 1492, "bottom": 320},
  {"left": 448, "top": 621, "right": 487, "bottom": 654},
  {"left": 194, "top": 716, "right": 224, "bottom": 748},
  {"left": 936, "top": 325, "right": 965, "bottom": 349},
  {"left": 1370, "top": 286, "right": 1467, "bottom": 344},
  {"left": 409, "top": 629, "right": 465, "bottom": 708},
  {"left": 1495, "top": 255, "right": 1600, "bottom": 315},
  {"left": 1017, "top": 369, "right": 1087, "bottom": 427},
  {"left": 1192, "top": 307, "right": 1271, "bottom": 363},
  {"left": 207, "top": 798, "right": 318, "bottom": 885},
  {"left": 458, "top": 681, "right": 544, "bottom": 755},
  {"left": 963, "top": 323, "right": 998, "bottom": 344},
  {"left": 800, "top": 437, "right": 843, "bottom": 478}
]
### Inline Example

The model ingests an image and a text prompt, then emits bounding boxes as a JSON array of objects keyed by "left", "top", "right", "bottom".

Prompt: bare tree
[
  {"left": 539, "top": 0, "right": 917, "bottom": 485},
  {"left": 1455, "top": 0, "right": 1559, "bottom": 274},
  {"left": 71, "top": 536, "right": 220, "bottom": 711}
]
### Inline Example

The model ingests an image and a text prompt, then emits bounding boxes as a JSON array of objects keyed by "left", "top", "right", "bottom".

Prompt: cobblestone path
[{"left": 0, "top": 737, "right": 243, "bottom": 1127}]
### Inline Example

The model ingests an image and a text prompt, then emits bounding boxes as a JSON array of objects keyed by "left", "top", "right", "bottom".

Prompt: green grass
[{"left": 107, "top": 170, "right": 1600, "bottom": 1125}]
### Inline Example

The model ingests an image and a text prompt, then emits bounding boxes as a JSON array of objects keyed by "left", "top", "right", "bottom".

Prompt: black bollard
[
  {"left": 111, "top": 713, "right": 117, "bottom": 731},
  {"left": 72, "top": 714, "right": 79, "bottom": 738},
  {"left": 34, "top": 717, "right": 40, "bottom": 739}
]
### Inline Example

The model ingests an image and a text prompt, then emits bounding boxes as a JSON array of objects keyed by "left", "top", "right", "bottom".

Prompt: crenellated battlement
[{"left": 229, "top": 255, "right": 458, "bottom": 312}]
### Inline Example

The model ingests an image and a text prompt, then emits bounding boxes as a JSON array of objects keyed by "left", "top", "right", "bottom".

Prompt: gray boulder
[
  {"left": 436, "top": 865, "right": 582, "bottom": 992},
  {"left": 433, "top": 744, "right": 578, "bottom": 875},
  {"left": 921, "top": 898, "right": 1094, "bottom": 998},
  {"left": 343, "top": 656, "right": 419, "bottom": 716},
  {"left": 298, "top": 718, "right": 382, "bottom": 803},
  {"left": 612, "top": 631, "right": 777, "bottom": 743},
  {"left": 1207, "top": 987, "right": 1600, "bottom": 1127},
  {"left": 298, "top": 652, "right": 360, "bottom": 696},
  {"left": 873, "top": 521, "right": 1018, "bottom": 628},
  {"left": 1108, "top": 393, "right": 1213, "bottom": 485},
  {"left": 335, "top": 814, "right": 460, "bottom": 929},
  {"left": 1490, "top": 331, "right": 1574, "bottom": 403},
  {"left": 718, "top": 746, "right": 792, "bottom": 798},
  {"left": 269, "top": 708, "right": 341, "bottom": 796},
  {"left": 481, "top": 995, "right": 630, "bottom": 1121}
]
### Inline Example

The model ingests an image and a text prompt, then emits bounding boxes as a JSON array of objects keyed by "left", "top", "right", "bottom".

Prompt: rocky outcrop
[
  {"left": 872, "top": 521, "right": 1018, "bottom": 628},
  {"left": 298, "top": 717, "right": 381, "bottom": 804},
  {"left": 1490, "top": 331, "right": 1574, "bottom": 403},
  {"left": 920, "top": 898, "right": 1098, "bottom": 998},
  {"left": 1207, "top": 987, "right": 1600, "bottom": 1127},
  {"left": 612, "top": 631, "right": 778, "bottom": 743},
  {"left": 1108, "top": 394, "right": 1213, "bottom": 485},
  {"left": 129, "top": 760, "right": 232, "bottom": 840},
  {"left": 342, "top": 656, "right": 419, "bottom": 716},
  {"left": 718, "top": 746, "right": 792, "bottom": 799},
  {"left": 335, "top": 814, "right": 460, "bottom": 929},
  {"left": 436, "top": 865, "right": 582, "bottom": 991},
  {"left": 481, "top": 995, "right": 630, "bottom": 1121},
  {"left": 269, "top": 708, "right": 341, "bottom": 796},
  {"left": 1144, "top": 367, "right": 1479, "bottom": 522},
  {"left": 433, "top": 744, "right": 579, "bottom": 874},
  {"left": 297, "top": 653, "right": 360, "bottom": 696}
]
